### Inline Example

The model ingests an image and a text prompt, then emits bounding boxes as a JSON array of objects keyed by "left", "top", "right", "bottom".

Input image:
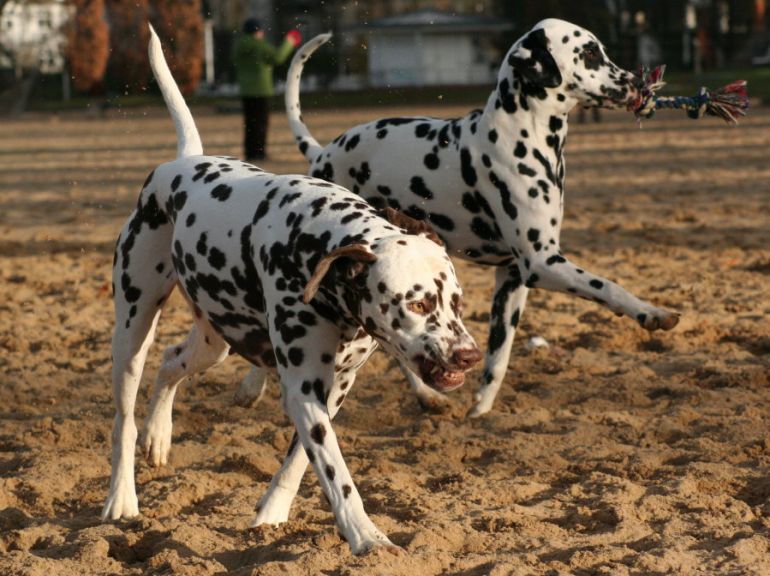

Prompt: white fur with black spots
[
  {"left": 101, "top": 25, "right": 480, "bottom": 556},
  {"left": 281, "top": 19, "right": 680, "bottom": 418}
]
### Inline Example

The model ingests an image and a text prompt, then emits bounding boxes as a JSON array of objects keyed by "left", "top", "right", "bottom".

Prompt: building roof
[{"left": 348, "top": 9, "right": 513, "bottom": 34}]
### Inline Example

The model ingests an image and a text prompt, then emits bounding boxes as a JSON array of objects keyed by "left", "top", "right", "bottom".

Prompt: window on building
[{"left": 39, "top": 10, "right": 52, "bottom": 29}]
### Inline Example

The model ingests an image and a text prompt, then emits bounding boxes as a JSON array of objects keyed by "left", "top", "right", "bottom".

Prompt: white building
[
  {"left": 0, "top": 0, "right": 72, "bottom": 74},
  {"left": 354, "top": 9, "right": 513, "bottom": 88}
]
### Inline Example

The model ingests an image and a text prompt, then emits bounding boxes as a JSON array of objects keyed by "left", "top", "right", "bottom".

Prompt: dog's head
[
  {"left": 304, "top": 236, "right": 481, "bottom": 392},
  {"left": 503, "top": 18, "right": 640, "bottom": 110}
]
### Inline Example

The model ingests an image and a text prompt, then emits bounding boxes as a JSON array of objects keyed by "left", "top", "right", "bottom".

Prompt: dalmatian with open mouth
[
  {"left": 102, "top": 26, "right": 480, "bottom": 554},
  {"left": 266, "top": 18, "right": 680, "bottom": 417}
]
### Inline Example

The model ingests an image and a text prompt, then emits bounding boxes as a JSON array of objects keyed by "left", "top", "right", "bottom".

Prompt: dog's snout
[{"left": 451, "top": 346, "right": 482, "bottom": 370}]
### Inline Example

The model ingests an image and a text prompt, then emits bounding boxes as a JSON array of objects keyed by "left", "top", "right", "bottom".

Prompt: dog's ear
[
  {"left": 379, "top": 207, "right": 444, "bottom": 247},
  {"left": 508, "top": 28, "right": 562, "bottom": 89},
  {"left": 303, "top": 244, "right": 377, "bottom": 303}
]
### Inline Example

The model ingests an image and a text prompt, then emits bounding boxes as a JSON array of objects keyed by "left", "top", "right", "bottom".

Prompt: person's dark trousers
[{"left": 242, "top": 96, "right": 269, "bottom": 160}]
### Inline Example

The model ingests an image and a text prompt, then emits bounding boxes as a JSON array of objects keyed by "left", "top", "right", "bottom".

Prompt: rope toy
[{"left": 630, "top": 65, "right": 749, "bottom": 125}]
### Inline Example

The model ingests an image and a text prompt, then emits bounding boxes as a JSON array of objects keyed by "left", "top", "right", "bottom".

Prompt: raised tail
[
  {"left": 284, "top": 33, "right": 332, "bottom": 162},
  {"left": 148, "top": 24, "right": 203, "bottom": 158}
]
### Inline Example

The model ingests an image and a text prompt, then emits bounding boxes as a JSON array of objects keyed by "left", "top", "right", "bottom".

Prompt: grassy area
[
  {"left": 26, "top": 84, "right": 493, "bottom": 114},
  {"left": 664, "top": 67, "right": 770, "bottom": 102},
  {"left": 23, "top": 67, "right": 769, "bottom": 114}
]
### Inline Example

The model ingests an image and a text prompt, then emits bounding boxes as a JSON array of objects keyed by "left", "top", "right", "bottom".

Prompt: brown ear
[
  {"left": 303, "top": 244, "right": 377, "bottom": 304},
  {"left": 380, "top": 207, "right": 443, "bottom": 247}
]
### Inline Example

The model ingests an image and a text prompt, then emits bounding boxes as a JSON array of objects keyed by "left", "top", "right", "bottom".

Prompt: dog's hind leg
[
  {"left": 469, "top": 265, "right": 529, "bottom": 418},
  {"left": 142, "top": 316, "right": 229, "bottom": 467},
  {"left": 234, "top": 366, "right": 269, "bottom": 407},
  {"left": 103, "top": 186, "right": 176, "bottom": 521}
]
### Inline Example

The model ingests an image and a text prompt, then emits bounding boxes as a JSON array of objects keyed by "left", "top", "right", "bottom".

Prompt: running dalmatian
[
  {"left": 102, "top": 26, "right": 480, "bottom": 555},
  {"left": 250, "top": 18, "right": 680, "bottom": 417}
]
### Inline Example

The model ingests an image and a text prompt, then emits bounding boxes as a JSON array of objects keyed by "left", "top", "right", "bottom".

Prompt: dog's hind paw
[
  {"left": 252, "top": 486, "right": 294, "bottom": 526},
  {"left": 637, "top": 310, "right": 680, "bottom": 331},
  {"left": 415, "top": 389, "right": 451, "bottom": 414},
  {"left": 234, "top": 368, "right": 268, "bottom": 407},
  {"left": 142, "top": 418, "right": 172, "bottom": 467},
  {"left": 348, "top": 526, "right": 398, "bottom": 556}
]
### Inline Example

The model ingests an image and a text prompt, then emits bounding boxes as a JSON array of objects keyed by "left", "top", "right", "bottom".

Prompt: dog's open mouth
[{"left": 415, "top": 356, "right": 466, "bottom": 392}]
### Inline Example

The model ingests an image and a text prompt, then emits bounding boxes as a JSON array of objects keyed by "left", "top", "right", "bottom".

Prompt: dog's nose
[{"left": 450, "top": 346, "right": 482, "bottom": 370}]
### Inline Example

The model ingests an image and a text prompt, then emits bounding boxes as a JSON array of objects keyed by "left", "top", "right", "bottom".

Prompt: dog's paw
[
  {"left": 234, "top": 369, "right": 267, "bottom": 407},
  {"left": 101, "top": 485, "right": 139, "bottom": 521},
  {"left": 347, "top": 525, "right": 397, "bottom": 556},
  {"left": 361, "top": 543, "right": 406, "bottom": 557},
  {"left": 467, "top": 388, "right": 497, "bottom": 418},
  {"left": 466, "top": 402, "right": 492, "bottom": 419},
  {"left": 252, "top": 487, "right": 294, "bottom": 526},
  {"left": 142, "top": 417, "right": 172, "bottom": 467},
  {"left": 415, "top": 388, "right": 450, "bottom": 414},
  {"left": 637, "top": 309, "right": 680, "bottom": 332}
]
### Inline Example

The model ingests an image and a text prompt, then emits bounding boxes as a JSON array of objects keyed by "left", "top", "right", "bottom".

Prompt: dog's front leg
[
  {"left": 254, "top": 371, "right": 355, "bottom": 525},
  {"left": 469, "top": 265, "right": 530, "bottom": 418},
  {"left": 528, "top": 253, "right": 680, "bottom": 330},
  {"left": 280, "top": 364, "right": 397, "bottom": 554},
  {"left": 402, "top": 366, "right": 450, "bottom": 413}
]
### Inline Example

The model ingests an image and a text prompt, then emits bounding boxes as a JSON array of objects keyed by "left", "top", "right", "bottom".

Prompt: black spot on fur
[
  {"left": 312, "top": 162, "right": 335, "bottom": 182},
  {"left": 460, "top": 148, "right": 477, "bottom": 186},
  {"left": 310, "top": 423, "right": 326, "bottom": 444},
  {"left": 288, "top": 347, "right": 304, "bottom": 366},
  {"left": 410, "top": 176, "right": 434, "bottom": 200},
  {"left": 429, "top": 213, "right": 454, "bottom": 231},
  {"left": 415, "top": 123, "right": 431, "bottom": 138},
  {"left": 211, "top": 183, "right": 233, "bottom": 201},
  {"left": 208, "top": 247, "right": 226, "bottom": 270},
  {"left": 517, "top": 163, "right": 537, "bottom": 177},
  {"left": 344, "top": 134, "right": 360, "bottom": 151}
]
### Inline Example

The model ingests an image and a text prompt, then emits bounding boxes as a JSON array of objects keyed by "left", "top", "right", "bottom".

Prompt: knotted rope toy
[{"left": 629, "top": 65, "right": 749, "bottom": 125}]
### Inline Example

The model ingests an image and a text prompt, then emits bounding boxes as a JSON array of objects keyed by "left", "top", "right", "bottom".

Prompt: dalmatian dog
[
  {"left": 270, "top": 18, "right": 680, "bottom": 417},
  {"left": 102, "top": 27, "right": 480, "bottom": 555}
]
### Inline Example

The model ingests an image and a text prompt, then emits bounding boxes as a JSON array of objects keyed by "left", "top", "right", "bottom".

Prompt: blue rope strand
[{"left": 655, "top": 93, "right": 709, "bottom": 111}]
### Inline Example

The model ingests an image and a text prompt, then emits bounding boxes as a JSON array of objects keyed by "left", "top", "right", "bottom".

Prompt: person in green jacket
[{"left": 234, "top": 18, "right": 301, "bottom": 161}]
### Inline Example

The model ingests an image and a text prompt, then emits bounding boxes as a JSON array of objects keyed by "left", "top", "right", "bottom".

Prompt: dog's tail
[
  {"left": 285, "top": 33, "right": 332, "bottom": 162},
  {"left": 148, "top": 24, "right": 203, "bottom": 158}
]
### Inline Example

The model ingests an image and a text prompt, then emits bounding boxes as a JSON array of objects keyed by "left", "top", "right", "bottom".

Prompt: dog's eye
[
  {"left": 407, "top": 297, "right": 437, "bottom": 316},
  {"left": 407, "top": 301, "right": 427, "bottom": 315}
]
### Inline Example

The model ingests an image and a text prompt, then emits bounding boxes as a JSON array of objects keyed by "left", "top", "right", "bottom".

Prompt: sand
[{"left": 1, "top": 102, "right": 769, "bottom": 575}]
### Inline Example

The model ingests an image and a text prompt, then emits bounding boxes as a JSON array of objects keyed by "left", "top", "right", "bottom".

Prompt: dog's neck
[{"left": 481, "top": 73, "right": 576, "bottom": 193}]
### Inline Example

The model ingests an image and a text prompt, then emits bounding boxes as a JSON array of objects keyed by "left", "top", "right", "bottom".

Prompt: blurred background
[{"left": 1, "top": 0, "right": 768, "bottom": 113}]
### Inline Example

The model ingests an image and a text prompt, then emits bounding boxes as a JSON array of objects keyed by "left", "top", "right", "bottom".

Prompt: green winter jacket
[{"left": 233, "top": 34, "right": 295, "bottom": 98}]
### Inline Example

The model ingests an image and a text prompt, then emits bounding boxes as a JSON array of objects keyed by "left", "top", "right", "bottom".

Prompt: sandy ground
[{"left": 0, "top": 102, "right": 769, "bottom": 576}]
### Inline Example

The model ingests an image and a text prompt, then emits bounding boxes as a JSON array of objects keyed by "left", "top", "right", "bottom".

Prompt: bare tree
[
  {"left": 106, "top": 0, "right": 151, "bottom": 93},
  {"left": 65, "top": 0, "right": 109, "bottom": 93},
  {"left": 151, "top": 0, "right": 203, "bottom": 95}
]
